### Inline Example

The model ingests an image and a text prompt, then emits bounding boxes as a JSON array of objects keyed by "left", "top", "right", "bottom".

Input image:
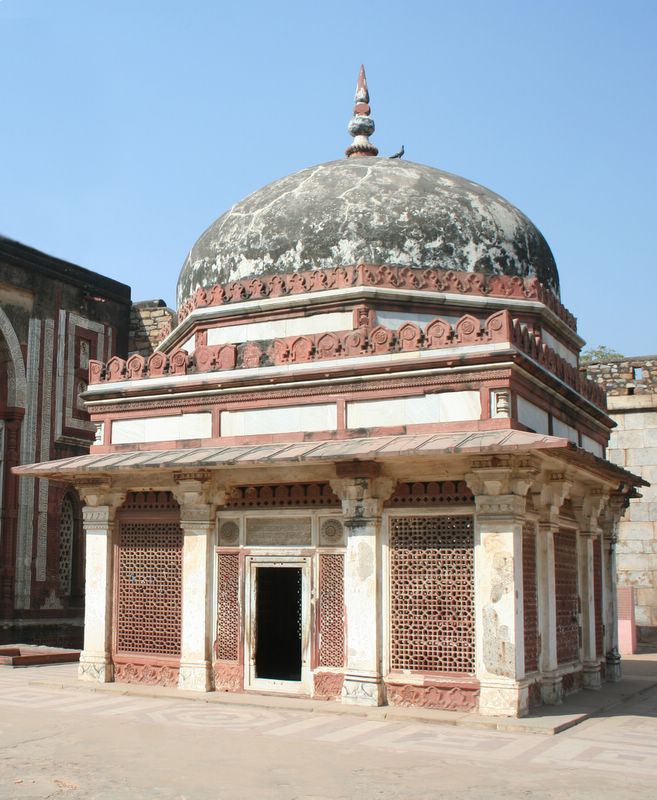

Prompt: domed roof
[{"left": 177, "top": 157, "right": 559, "bottom": 308}]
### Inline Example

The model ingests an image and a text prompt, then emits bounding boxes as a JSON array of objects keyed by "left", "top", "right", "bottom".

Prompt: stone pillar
[
  {"left": 173, "top": 473, "right": 224, "bottom": 692},
  {"left": 534, "top": 474, "right": 571, "bottom": 705},
  {"left": 600, "top": 494, "right": 627, "bottom": 681},
  {"left": 466, "top": 460, "right": 537, "bottom": 717},
  {"left": 330, "top": 471, "right": 394, "bottom": 706},
  {"left": 77, "top": 485, "right": 125, "bottom": 683},
  {"left": 573, "top": 490, "right": 607, "bottom": 690}
]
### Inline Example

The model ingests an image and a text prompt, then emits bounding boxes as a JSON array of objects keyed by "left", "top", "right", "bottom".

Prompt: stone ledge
[{"left": 28, "top": 654, "right": 657, "bottom": 736}]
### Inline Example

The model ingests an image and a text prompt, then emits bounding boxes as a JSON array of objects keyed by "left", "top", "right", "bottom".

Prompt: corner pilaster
[
  {"left": 77, "top": 483, "right": 126, "bottom": 684},
  {"left": 600, "top": 492, "right": 628, "bottom": 682},
  {"left": 173, "top": 472, "right": 226, "bottom": 692},
  {"left": 534, "top": 473, "right": 572, "bottom": 705},
  {"left": 465, "top": 458, "right": 538, "bottom": 717},
  {"left": 573, "top": 488, "right": 607, "bottom": 690},
  {"left": 330, "top": 469, "right": 394, "bottom": 706}
]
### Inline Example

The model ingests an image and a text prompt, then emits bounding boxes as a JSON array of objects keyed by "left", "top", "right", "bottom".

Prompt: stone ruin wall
[
  {"left": 586, "top": 356, "right": 657, "bottom": 396},
  {"left": 586, "top": 356, "right": 657, "bottom": 642},
  {"left": 128, "top": 300, "right": 176, "bottom": 357}
]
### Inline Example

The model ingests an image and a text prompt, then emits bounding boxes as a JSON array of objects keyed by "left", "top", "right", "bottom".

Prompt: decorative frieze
[
  {"left": 114, "top": 661, "right": 179, "bottom": 688},
  {"left": 89, "top": 302, "right": 603, "bottom": 408},
  {"left": 213, "top": 660, "right": 243, "bottom": 692},
  {"left": 226, "top": 483, "right": 340, "bottom": 509},
  {"left": 176, "top": 264, "right": 577, "bottom": 330},
  {"left": 385, "top": 480, "right": 473, "bottom": 507},
  {"left": 313, "top": 671, "right": 344, "bottom": 700},
  {"left": 386, "top": 681, "right": 479, "bottom": 711}
]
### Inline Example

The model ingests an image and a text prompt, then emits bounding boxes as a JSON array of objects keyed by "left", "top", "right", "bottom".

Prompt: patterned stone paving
[{"left": 1, "top": 664, "right": 656, "bottom": 779}]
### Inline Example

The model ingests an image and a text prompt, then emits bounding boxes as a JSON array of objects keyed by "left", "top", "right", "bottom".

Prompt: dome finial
[{"left": 345, "top": 64, "right": 379, "bottom": 158}]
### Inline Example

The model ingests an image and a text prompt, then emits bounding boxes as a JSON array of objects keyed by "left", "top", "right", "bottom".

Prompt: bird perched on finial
[{"left": 389, "top": 145, "right": 405, "bottom": 159}]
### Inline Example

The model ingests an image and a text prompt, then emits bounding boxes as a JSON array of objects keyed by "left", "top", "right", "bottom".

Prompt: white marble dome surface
[{"left": 177, "top": 157, "right": 559, "bottom": 307}]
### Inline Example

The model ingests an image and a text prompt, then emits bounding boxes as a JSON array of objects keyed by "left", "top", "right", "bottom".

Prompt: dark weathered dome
[{"left": 177, "top": 158, "right": 559, "bottom": 307}]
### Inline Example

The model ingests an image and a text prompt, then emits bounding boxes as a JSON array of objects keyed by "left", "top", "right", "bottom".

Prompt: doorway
[
  {"left": 255, "top": 567, "right": 302, "bottom": 680},
  {"left": 245, "top": 556, "right": 310, "bottom": 694}
]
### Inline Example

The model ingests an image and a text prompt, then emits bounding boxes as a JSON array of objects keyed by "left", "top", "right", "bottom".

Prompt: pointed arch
[{"left": 0, "top": 306, "right": 26, "bottom": 408}]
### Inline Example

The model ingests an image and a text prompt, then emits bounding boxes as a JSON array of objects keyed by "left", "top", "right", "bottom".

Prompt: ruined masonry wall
[
  {"left": 586, "top": 356, "right": 657, "bottom": 397},
  {"left": 128, "top": 300, "right": 176, "bottom": 357},
  {"left": 586, "top": 357, "right": 657, "bottom": 641}
]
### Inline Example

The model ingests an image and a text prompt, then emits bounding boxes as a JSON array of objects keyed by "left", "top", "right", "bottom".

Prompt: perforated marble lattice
[
  {"left": 389, "top": 516, "right": 475, "bottom": 674},
  {"left": 319, "top": 554, "right": 345, "bottom": 668},
  {"left": 216, "top": 553, "right": 240, "bottom": 661},
  {"left": 594, "top": 536, "right": 603, "bottom": 657},
  {"left": 523, "top": 525, "right": 539, "bottom": 673},
  {"left": 554, "top": 530, "right": 580, "bottom": 664},
  {"left": 116, "top": 522, "right": 183, "bottom": 656},
  {"left": 58, "top": 495, "right": 74, "bottom": 596}
]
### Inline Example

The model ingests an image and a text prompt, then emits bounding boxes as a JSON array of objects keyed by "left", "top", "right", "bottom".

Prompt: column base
[
  {"left": 78, "top": 653, "right": 113, "bottom": 683},
  {"left": 540, "top": 673, "right": 563, "bottom": 705},
  {"left": 606, "top": 648, "right": 622, "bottom": 682},
  {"left": 341, "top": 672, "right": 384, "bottom": 706},
  {"left": 178, "top": 660, "right": 212, "bottom": 692},
  {"left": 583, "top": 661, "right": 602, "bottom": 690},
  {"left": 478, "top": 679, "right": 529, "bottom": 717}
]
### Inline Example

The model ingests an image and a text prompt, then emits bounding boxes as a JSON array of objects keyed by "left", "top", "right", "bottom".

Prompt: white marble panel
[
  {"left": 375, "top": 310, "right": 459, "bottom": 330},
  {"left": 541, "top": 329, "right": 578, "bottom": 367},
  {"left": 346, "top": 391, "right": 481, "bottom": 429},
  {"left": 221, "top": 404, "right": 337, "bottom": 436},
  {"left": 180, "top": 335, "right": 195, "bottom": 354},
  {"left": 581, "top": 434, "right": 604, "bottom": 458},
  {"left": 206, "top": 311, "right": 353, "bottom": 347},
  {"left": 552, "top": 417, "right": 578, "bottom": 444},
  {"left": 516, "top": 396, "right": 549, "bottom": 435},
  {"left": 111, "top": 413, "right": 212, "bottom": 444}
]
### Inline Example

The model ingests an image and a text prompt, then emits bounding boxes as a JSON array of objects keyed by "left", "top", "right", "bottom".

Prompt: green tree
[{"left": 580, "top": 345, "right": 624, "bottom": 365}]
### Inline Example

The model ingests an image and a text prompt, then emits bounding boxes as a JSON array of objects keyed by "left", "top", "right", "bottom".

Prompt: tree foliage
[{"left": 580, "top": 344, "right": 624, "bottom": 365}]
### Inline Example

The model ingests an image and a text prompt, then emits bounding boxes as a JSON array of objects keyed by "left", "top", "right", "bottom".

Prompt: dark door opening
[{"left": 255, "top": 567, "right": 302, "bottom": 681}]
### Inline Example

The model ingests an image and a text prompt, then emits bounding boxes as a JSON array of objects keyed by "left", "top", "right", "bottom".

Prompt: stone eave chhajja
[{"left": 13, "top": 431, "right": 646, "bottom": 492}]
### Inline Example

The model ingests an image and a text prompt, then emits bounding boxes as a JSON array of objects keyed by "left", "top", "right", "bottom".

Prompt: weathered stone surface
[{"left": 177, "top": 158, "right": 559, "bottom": 306}]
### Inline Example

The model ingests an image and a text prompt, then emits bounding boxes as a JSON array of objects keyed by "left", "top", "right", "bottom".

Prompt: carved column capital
[
  {"left": 571, "top": 486, "right": 609, "bottom": 535},
  {"left": 473, "top": 493, "right": 527, "bottom": 519},
  {"left": 77, "top": 481, "right": 126, "bottom": 511},
  {"left": 329, "top": 476, "right": 395, "bottom": 519},
  {"left": 465, "top": 456, "right": 539, "bottom": 499},
  {"left": 599, "top": 490, "right": 631, "bottom": 543},
  {"left": 533, "top": 471, "right": 573, "bottom": 526},
  {"left": 172, "top": 472, "right": 228, "bottom": 526},
  {"left": 466, "top": 457, "right": 538, "bottom": 522}
]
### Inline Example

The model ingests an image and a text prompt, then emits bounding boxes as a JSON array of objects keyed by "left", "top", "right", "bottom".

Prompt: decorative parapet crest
[
  {"left": 511, "top": 319, "right": 605, "bottom": 407},
  {"left": 88, "top": 306, "right": 603, "bottom": 408},
  {"left": 175, "top": 265, "right": 577, "bottom": 329}
]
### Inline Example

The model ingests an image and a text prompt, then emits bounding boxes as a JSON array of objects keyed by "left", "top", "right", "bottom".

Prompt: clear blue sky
[{"left": 1, "top": 0, "right": 655, "bottom": 355}]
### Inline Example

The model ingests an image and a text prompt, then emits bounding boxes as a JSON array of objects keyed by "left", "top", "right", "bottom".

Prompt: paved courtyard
[{"left": 1, "top": 660, "right": 656, "bottom": 799}]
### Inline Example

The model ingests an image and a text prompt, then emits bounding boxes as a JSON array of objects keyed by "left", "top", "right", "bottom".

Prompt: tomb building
[
  {"left": 0, "top": 235, "right": 131, "bottom": 645},
  {"left": 16, "top": 68, "right": 644, "bottom": 716}
]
